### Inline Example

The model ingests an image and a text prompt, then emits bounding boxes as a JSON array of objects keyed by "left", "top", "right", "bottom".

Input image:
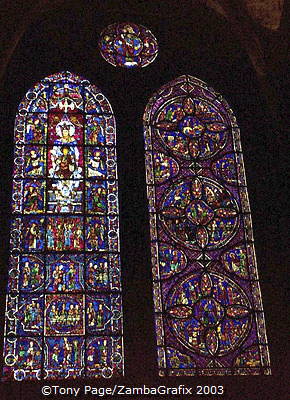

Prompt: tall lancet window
[
  {"left": 3, "top": 71, "right": 124, "bottom": 381},
  {"left": 144, "top": 75, "right": 271, "bottom": 376}
]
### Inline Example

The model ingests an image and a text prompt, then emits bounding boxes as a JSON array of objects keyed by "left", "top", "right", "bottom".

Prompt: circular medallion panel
[
  {"left": 160, "top": 177, "right": 239, "bottom": 249},
  {"left": 154, "top": 97, "right": 228, "bottom": 160},
  {"left": 166, "top": 272, "right": 251, "bottom": 356},
  {"left": 99, "top": 22, "right": 158, "bottom": 68}
]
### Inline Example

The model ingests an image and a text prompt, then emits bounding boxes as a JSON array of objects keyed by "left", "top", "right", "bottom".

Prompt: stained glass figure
[
  {"left": 144, "top": 75, "right": 271, "bottom": 376},
  {"left": 3, "top": 71, "right": 124, "bottom": 381},
  {"left": 98, "top": 22, "right": 158, "bottom": 68}
]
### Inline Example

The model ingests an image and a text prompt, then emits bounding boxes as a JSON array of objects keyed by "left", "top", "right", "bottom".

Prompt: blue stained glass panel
[{"left": 3, "top": 71, "right": 124, "bottom": 381}]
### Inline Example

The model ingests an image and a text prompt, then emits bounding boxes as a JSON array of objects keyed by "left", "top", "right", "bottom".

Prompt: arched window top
[
  {"left": 144, "top": 74, "right": 233, "bottom": 115},
  {"left": 144, "top": 75, "right": 240, "bottom": 162},
  {"left": 4, "top": 71, "right": 123, "bottom": 381},
  {"left": 144, "top": 75, "right": 271, "bottom": 376},
  {"left": 15, "top": 71, "right": 116, "bottom": 150},
  {"left": 18, "top": 71, "right": 113, "bottom": 114}
]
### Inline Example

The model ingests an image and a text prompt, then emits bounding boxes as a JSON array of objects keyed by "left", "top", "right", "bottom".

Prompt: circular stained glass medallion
[
  {"left": 160, "top": 177, "right": 240, "bottom": 250},
  {"left": 98, "top": 22, "right": 158, "bottom": 68},
  {"left": 166, "top": 272, "right": 251, "bottom": 356},
  {"left": 155, "top": 97, "right": 229, "bottom": 160}
]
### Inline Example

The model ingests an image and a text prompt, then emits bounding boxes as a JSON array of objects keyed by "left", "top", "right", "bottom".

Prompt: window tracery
[{"left": 143, "top": 75, "right": 271, "bottom": 376}]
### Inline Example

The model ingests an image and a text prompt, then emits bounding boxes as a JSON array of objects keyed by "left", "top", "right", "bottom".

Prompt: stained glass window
[
  {"left": 3, "top": 71, "right": 124, "bottom": 381},
  {"left": 98, "top": 22, "right": 158, "bottom": 68},
  {"left": 144, "top": 75, "right": 271, "bottom": 376}
]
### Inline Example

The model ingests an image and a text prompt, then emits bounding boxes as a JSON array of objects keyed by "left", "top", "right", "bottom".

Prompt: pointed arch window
[
  {"left": 144, "top": 75, "right": 271, "bottom": 376},
  {"left": 3, "top": 71, "right": 124, "bottom": 381}
]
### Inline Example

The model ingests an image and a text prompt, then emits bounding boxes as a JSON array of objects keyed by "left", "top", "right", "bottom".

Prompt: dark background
[{"left": 0, "top": 1, "right": 288, "bottom": 399}]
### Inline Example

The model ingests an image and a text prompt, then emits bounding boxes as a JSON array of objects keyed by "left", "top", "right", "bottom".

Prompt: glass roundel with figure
[
  {"left": 98, "top": 22, "right": 158, "bottom": 68},
  {"left": 3, "top": 71, "right": 124, "bottom": 381},
  {"left": 143, "top": 75, "right": 271, "bottom": 377}
]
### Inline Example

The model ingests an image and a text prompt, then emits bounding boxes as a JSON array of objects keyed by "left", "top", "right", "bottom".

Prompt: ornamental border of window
[
  {"left": 143, "top": 75, "right": 271, "bottom": 376},
  {"left": 3, "top": 71, "right": 124, "bottom": 381}
]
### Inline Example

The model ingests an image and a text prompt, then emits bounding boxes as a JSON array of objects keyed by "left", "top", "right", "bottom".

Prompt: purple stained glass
[
  {"left": 98, "top": 22, "right": 158, "bottom": 68},
  {"left": 3, "top": 71, "right": 124, "bottom": 381},
  {"left": 144, "top": 75, "right": 271, "bottom": 376}
]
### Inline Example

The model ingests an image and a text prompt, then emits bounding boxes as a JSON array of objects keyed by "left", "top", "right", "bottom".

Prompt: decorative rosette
[
  {"left": 155, "top": 97, "right": 228, "bottom": 160},
  {"left": 99, "top": 22, "right": 158, "bottom": 68}
]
